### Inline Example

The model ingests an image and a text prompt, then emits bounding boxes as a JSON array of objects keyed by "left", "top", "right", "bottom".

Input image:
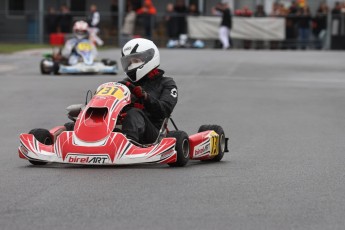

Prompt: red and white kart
[{"left": 18, "top": 82, "right": 229, "bottom": 167}]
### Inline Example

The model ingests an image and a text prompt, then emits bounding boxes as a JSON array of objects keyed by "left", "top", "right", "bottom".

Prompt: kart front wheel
[
  {"left": 28, "top": 128, "right": 53, "bottom": 165},
  {"left": 167, "top": 131, "right": 189, "bottom": 167},
  {"left": 40, "top": 59, "right": 51, "bottom": 75},
  {"left": 198, "top": 125, "right": 226, "bottom": 162},
  {"left": 64, "top": 122, "right": 75, "bottom": 131}
]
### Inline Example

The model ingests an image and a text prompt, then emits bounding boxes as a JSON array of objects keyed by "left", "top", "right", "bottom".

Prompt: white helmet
[
  {"left": 121, "top": 38, "right": 160, "bottom": 82},
  {"left": 73, "top": 20, "right": 89, "bottom": 39}
]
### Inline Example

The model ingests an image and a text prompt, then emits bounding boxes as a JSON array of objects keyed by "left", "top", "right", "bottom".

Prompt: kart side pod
[{"left": 188, "top": 130, "right": 229, "bottom": 161}]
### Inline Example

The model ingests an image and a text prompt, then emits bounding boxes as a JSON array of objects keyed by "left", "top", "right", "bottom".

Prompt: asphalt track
[{"left": 1, "top": 48, "right": 345, "bottom": 230}]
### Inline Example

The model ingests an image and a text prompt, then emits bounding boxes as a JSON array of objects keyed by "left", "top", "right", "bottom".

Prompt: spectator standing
[
  {"left": 212, "top": 1, "right": 232, "bottom": 50},
  {"left": 131, "top": 0, "right": 143, "bottom": 12},
  {"left": 121, "top": 3, "right": 137, "bottom": 44},
  {"left": 174, "top": 0, "right": 188, "bottom": 47},
  {"left": 88, "top": 4, "right": 100, "bottom": 29},
  {"left": 188, "top": 3, "right": 199, "bottom": 16},
  {"left": 270, "top": 2, "right": 287, "bottom": 49},
  {"left": 235, "top": 6, "right": 253, "bottom": 49},
  {"left": 45, "top": 7, "right": 59, "bottom": 35},
  {"left": 87, "top": 4, "right": 103, "bottom": 46},
  {"left": 254, "top": 4, "right": 266, "bottom": 17},
  {"left": 110, "top": 0, "right": 118, "bottom": 33},
  {"left": 297, "top": 5, "right": 311, "bottom": 49},
  {"left": 313, "top": 2, "right": 329, "bottom": 49},
  {"left": 342, "top": 2, "right": 345, "bottom": 36},
  {"left": 137, "top": 0, "right": 157, "bottom": 40},
  {"left": 165, "top": 3, "right": 178, "bottom": 48},
  {"left": 188, "top": 3, "right": 205, "bottom": 48},
  {"left": 58, "top": 5, "right": 72, "bottom": 33},
  {"left": 331, "top": 2, "right": 342, "bottom": 37},
  {"left": 271, "top": 2, "right": 282, "bottom": 16},
  {"left": 284, "top": 1, "right": 299, "bottom": 49},
  {"left": 254, "top": 4, "right": 266, "bottom": 49},
  {"left": 331, "top": 1, "right": 342, "bottom": 15}
]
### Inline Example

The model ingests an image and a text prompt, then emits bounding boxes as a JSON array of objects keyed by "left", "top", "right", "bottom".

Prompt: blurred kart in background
[{"left": 40, "top": 39, "right": 118, "bottom": 75}]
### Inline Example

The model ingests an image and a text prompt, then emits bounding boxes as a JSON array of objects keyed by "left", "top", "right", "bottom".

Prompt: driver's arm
[
  {"left": 61, "top": 39, "right": 76, "bottom": 58},
  {"left": 144, "top": 78, "right": 178, "bottom": 119}
]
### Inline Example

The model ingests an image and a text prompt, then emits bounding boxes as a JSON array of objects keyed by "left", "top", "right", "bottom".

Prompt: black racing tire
[
  {"left": 101, "top": 58, "right": 108, "bottom": 65},
  {"left": 53, "top": 62, "right": 60, "bottom": 75},
  {"left": 167, "top": 130, "right": 190, "bottom": 167},
  {"left": 102, "top": 58, "right": 117, "bottom": 66},
  {"left": 101, "top": 59, "right": 117, "bottom": 75},
  {"left": 64, "top": 122, "right": 75, "bottom": 131},
  {"left": 28, "top": 128, "right": 53, "bottom": 165},
  {"left": 198, "top": 125, "right": 226, "bottom": 162},
  {"left": 107, "top": 60, "right": 117, "bottom": 66},
  {"left": 40, "top": 59, "right": 51, "bottom": 75}
]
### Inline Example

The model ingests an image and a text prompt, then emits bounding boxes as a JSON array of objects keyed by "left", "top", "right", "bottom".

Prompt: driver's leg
[
  {"left": 68, "top": 54, "right": 78, "bottom": 65},
  {"left": 122, "top": 108, "right": 158, "bottom": 144}
]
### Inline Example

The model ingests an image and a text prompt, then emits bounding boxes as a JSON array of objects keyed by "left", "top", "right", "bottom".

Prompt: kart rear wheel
[
  {"left": 101, "top": 59, "right": 117, "bottom": 66},
  {"left": 198, "top": 125, "right": 226, "bottom": 162},
  {"left": 167, "top": 131, "right": 189, "bottom": 167},
  {"left": 28, "top": 128, "right": 53, "bottom": 165},
  {"left": 53, "top": 62, "right": 60, "bottom": 75},
  {"left": 107, "top": 60, "right": 117, "bottom": 66},
  {"left": 40, "top": 59, "right": 51, "bottom": 75}
]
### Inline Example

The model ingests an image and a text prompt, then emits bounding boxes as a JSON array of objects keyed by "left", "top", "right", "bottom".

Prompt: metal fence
[{"left": 0, "top": 11, "right": 345, "bottom": 50}]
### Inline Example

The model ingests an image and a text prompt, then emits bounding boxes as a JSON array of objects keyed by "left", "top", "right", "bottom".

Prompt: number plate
[
  {"left": 77, "top": 42, "right": 92, "bottom": 51},
  {"left": 209, "top": 131, "right": 219, "bottom": 156},
  {"left": 96, "top": 86, "right": 124, "bottom": 99}
]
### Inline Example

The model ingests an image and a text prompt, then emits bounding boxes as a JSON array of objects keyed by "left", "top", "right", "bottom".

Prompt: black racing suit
[{"left": 121, "top": 69, "right": 178, "bottom": 144}]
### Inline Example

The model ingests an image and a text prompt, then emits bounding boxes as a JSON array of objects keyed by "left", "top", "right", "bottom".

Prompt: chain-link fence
[{"left": 0, "top": 10, "right": 344, "bottom": 50}]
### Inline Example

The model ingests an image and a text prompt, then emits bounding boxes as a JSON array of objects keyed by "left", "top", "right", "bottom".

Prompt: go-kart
[
  {"left": 18, "top": 82, "right": 229, "bottom": 167},
  {"left": 40, "top": 39, "right": 118, "bottom": 75}
]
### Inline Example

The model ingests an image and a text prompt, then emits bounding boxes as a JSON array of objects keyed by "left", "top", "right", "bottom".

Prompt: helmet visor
[
  {"left": 75, "top": 29, "right": 88, "bottom": 39},
  {"left": 121, "top": 48, "right": 155, "bottom": 72}
]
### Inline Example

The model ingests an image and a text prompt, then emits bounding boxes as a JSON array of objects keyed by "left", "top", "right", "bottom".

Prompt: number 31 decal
[{"left": 96, "top": 86, "right": 124, "bottom": 99}]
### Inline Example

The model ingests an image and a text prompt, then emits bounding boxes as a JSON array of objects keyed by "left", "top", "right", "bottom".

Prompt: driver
[
  {"left": 60, "top": 20, "right": 97, "bottom": 65},
  {"left": 119, "top": 38, "right": 178, "bottom": 144}
]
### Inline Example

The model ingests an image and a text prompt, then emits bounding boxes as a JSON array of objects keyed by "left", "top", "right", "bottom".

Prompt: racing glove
[
  {"left": 118, "top": 80, "right": 135, "bottom": 91},
  {"left": 133, "top": 103, "right": 145, "bottom": 110},
  {"left": 119, "top": 81, "right": 148, "bottom": 100},
  {"left": 132, "top": 86, "right": 147, "bottom": 100}
]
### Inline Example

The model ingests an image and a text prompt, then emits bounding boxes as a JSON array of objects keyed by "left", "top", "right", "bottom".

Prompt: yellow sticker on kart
[
  {"left": 209, "top": 131, "right": 219, "bottom": 156},
  {"left": 96, "top": 86, "right": 124, "bottom": 99},
  {"left": 77, "top": 42, "right": 92, "bottom": 51}
]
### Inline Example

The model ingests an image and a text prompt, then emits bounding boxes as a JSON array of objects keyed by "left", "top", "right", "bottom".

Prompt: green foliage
[{"left": 0, "top": 43, "right": 51, "bottom": 54}]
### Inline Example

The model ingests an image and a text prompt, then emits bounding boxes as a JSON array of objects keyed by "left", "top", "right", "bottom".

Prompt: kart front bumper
[
  {"left": 18, "top": 132, "right": 177, "bottom": 165},
  {"left": 59, "top": 62, "right": 118, "bottom": 74}
]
